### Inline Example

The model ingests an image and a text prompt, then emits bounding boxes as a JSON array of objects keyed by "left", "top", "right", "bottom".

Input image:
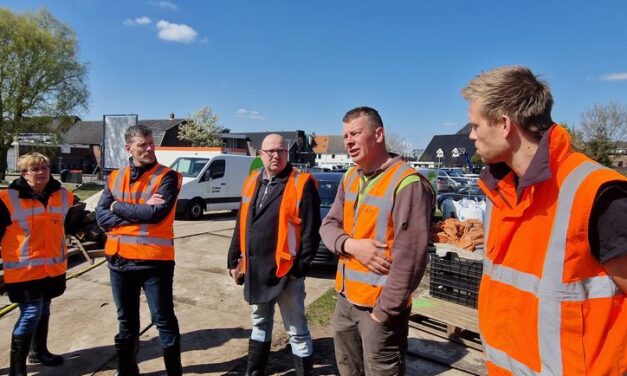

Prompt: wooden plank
[
  {"left": 408, "top": 326, "right": 487, "bottom": 375},
  {"left": 412, "top": 295, "right": 479, "bottom": 333}
]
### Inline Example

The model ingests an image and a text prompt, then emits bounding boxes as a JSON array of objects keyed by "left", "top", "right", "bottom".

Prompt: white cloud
[
  {"left": 237, "top": 109, "right": 266, "bottom": 121},
  {"left": 442, "top": 122, "right": 457, "bottom": 128},
  {"left": 599, "top": 72, "right": 627, "bottom": 81},
  {"left": 124, "top": 16, "right": 152, "bottom": 26},
  {"left": 149, "top": 1, "right": 178, "bottom": 10},
  {"left": 158, "top": 1, "right": 178, "bottom": 10},
  {"left": 156, "top": 20, "right": 197, "bottom": 43}
]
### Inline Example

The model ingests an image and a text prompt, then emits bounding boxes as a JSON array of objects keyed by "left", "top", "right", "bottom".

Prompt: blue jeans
[
  {"left": 13, "top": 298, "right": 51, "bottom": 336},
  {"left": 250, "top": 276, "right": 312, "bottom": 357},
  {"left": 109, "top": 265, "right": 180, "bottom": 348}
]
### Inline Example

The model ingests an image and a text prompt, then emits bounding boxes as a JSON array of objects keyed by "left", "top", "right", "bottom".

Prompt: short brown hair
[
  {"left": 18, "top": 152, "right": 50, "bottom": 172},
  {"left": 461, "top": 66, "right": 553, "bottom": 139},
  {"left": 343, "top": 106, "right": 384, "bottom": 129}
]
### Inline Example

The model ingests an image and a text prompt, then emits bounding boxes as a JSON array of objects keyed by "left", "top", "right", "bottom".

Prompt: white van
[{"left": 169, "top": 154, "right": 257, "bottom": 219}]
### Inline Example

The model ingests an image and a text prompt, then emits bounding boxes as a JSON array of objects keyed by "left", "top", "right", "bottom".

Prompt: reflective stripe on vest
[
  {"left": 105, "top": 164, "right": 179, "bottom": 260},
  {"left": 338, "top": 161, "right": 417, "bottom": 305},
  {"left": 482, "top": 161, "right": 621, "bottom": 375},
  {"left": 238, "top": 168, "right": 310, "bottom": 277},
  {"left": 1, "top": 188, "right": 71, "bottom": 272}
]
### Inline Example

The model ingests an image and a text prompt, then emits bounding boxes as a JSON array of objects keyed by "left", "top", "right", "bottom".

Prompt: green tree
[
  {"left": 580, "top": 101, "right": 626, "bottom": 167},
  {"left": 0, "top": 8, "right": 89, "bottom": 179},
  {"left": 178, "top": 106, "right": 226, "bottom": 147}
]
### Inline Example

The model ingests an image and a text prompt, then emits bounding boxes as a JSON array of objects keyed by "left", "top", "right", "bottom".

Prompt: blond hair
[
  {"left": 461, "top": 65, "right": 554, "bottom": 139},
  {"left": 18, "top": 152, "right": 50, "bottom": 172}
]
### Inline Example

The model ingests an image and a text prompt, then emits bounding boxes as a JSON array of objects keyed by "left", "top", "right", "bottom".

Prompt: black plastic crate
[{"left": 428, "top": 252, "right": 483, "bottom": 308}]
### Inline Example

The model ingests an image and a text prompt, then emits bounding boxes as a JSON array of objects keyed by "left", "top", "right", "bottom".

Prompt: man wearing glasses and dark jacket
[{"left": 227, "top": 133, "right": 321, "bottom": 376}]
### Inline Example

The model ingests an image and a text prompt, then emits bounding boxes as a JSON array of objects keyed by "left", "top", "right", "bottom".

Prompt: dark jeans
[
  {"left": 332, "top": 294, "right": 409, "bottom": 376},
  {"left": 110, "top": 264, "right": 180, "bottom": 348},
  {"left": 13, "top": 298, "right": 51, "bottom": 336}
]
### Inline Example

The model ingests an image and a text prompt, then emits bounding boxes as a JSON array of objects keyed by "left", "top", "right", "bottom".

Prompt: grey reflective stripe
[
  {"left": 110, "top": 234, "right": 174, "bottom": 246},
  {"left": 48, "top": 190, "right": 71, "bottom": 215},
  {"left": 288, "top": 171, "right": 302, "bottom": 256},
  {"left": 141, "top": 165, "right": 166, "bottom": 202},
  {"left": 343, "top": 267, "right": 387, "bottom": 286},
  {"left": 110, "top": 167, "right": 128, "bottom": 199},
  {"left": 4, "top": 254, "right": 67, "bottom": 270},
  {"left": 359, "top": 162, "right": 414, "bottom": 243},
  {"left": 7, "top": 190, "right": 35, "bottom": 259},
  {"left": 344, "top": 171, "right": 358, "bottom": 203},
  {"left": 482, "top": 162, "right": 619, "bottom": 373},
  {"left": 484, "top": 343, "right": 538, "bottom": 375},
  {"left": 287, "top": 222, "right": 297, "bottom": 256}
]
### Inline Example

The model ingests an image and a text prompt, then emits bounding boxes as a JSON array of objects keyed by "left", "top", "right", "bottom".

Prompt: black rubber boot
[
  {"left": 10, "top": 334, "right": 31, "bottom": 376},
  {"left": 114, "top": 335, "right": 140, "bottom": 376},
  {"left": 294, "top": 354, "right": 314, "bottom": 376},
  {"left": 28, "top": 313, "right": 63, "bottom": 366},
  {"left": 162, "top": 337, "right": 182, "bottom": 376},
  {"left": 245, "top": 339, "right": 271, "bottom": 376}
]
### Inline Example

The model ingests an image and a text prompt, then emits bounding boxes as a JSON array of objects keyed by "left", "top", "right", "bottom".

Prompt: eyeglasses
[
  {"left": 23, "top": 166, "right": 50, "bottom": 173},
  {"left": 259, "top": 149, "right": 287, "bottom": 156}
]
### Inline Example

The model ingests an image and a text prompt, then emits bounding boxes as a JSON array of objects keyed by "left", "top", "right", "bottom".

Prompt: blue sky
[{"left": 3, "top": 0, "right": 627, "bottom": 149}]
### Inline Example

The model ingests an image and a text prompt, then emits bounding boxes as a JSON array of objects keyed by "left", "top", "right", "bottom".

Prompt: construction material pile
[{"left": 431, "top": 218, "right": 484, "bottom": 252}]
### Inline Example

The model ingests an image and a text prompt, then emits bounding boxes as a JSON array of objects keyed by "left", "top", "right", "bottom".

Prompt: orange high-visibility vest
[
  {"left": 238, "top": 168, "right": 312, "bottom": 278},
  {"left": 104, "top": 164, "right": 182, "bottom": 261},
  {"left": 336, "top": 160, "right": 418, "bottom": 307},
  {"left": 0, "top": 187, "right": 73, "bottom": 283},
  {"left": 478, "top": 125, "right": 627, "bottom": 375}
]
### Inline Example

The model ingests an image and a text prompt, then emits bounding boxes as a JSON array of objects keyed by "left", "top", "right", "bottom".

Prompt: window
[
  {"left": 204, "top": 159, "right": 225, "bottom": 180},
  {"left": 618, "top": 161, "right": 624, "bottom": 167},
  {"left": 331, "top": 154, "right": 335, "bottom": 159}
]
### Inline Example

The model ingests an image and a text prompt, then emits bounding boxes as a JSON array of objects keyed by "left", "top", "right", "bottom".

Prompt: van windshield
[{"left": 170, "top": 157, "right": 210, "bottom": 178}]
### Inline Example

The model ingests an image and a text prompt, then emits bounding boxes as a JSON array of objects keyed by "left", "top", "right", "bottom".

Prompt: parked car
[
  {"left": 436, "top": 185, "right": 485, "bottom": 212},
  {"left": 312, "top": 172, "right": 343, "bottom": 265}
]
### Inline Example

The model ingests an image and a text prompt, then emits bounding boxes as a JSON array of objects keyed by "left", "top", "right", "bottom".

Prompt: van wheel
[{"left": 186, "top": 200, "right": 205, "bottom": 220}]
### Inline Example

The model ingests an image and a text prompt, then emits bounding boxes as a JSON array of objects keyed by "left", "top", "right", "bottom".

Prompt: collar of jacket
[
  {"left": 480, "top": 124, "right": 574, "bottom": 204},
  {"left": 355, "top": 153, "right": 402, "bottom": 180},
  {"left": 9, "top": 176, "right": 62, "bottom": 200},
  {"left": 128, "top": 157, "right": 158, "bottom": 182},
  {"left": 260, "top": 163, "right": 293, "bottom": 184}
]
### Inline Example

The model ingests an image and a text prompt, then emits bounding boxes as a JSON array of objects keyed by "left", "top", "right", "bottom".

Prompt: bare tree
[
  {"left": 385, "top": 130, "right": 412, "bottom": 157},
  {"left": 580, "top": 101, "right": 626, "bottom": 166}
]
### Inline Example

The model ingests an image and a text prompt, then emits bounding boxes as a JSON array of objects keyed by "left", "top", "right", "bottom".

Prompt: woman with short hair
[{"left": 0, "top": 152, "right": 75, "bottom": 375}]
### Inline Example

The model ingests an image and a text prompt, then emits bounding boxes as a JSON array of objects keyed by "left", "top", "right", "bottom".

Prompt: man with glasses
[{"left": 228, "top": 134, "right": 321, "bottom": 375}]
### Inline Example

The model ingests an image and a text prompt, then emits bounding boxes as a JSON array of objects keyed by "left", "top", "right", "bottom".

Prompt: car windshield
[
  {"left": 318, "top": 180, "right": 339, "bottom": 208},
  {"left": 170, "top": 157, "right": 210, "bottom": 178}
]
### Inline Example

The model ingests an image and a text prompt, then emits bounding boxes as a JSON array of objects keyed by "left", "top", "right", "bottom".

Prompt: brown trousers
[{"left": 331, "top": 294, "right": 409, "bottom": 376}]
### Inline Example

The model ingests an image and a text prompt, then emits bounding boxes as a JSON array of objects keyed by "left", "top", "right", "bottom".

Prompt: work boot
[
  {"left": 294, "top": 354, "right": 314, "bottom": 376},
  {"left": 162, "top": 337, "right": 182, "bottom": 376},
  {"left": 245, "top": 339, "right": 271, "bottom": 376},
  {"left": 10, "top": 334, "right": 31, "bottom": 376},
  {"left": 114, "top": 335, "right": 140, "bottom": 376},
  {"left": 28, "top": 313, "right": 63, "bottom": 366}
]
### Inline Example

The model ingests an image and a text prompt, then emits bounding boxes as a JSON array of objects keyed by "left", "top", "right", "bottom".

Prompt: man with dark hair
[
  {"left": 228, "top": 133, "right": 321, "bottom": 376},
  {"left": 462, "top": 66, "right": 627, "bottom": 375},
  {"left": 96, "top": 124, "right": 183, "bottom": 375},
  {"left": 320, "top": 106, "right": 434, "bottom": 375}
]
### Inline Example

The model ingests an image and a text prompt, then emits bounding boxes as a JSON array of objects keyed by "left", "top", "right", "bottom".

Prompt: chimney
[{"left": 169, "top": 113, "right": 175, "bottom": 120}]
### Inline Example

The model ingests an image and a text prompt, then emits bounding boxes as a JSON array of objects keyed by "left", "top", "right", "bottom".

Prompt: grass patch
[
  {"left": 71, "top": 182, "right": 104, "bottom": 201},
  {"left": 306, "top": 287, "right": 337, "bottom": 326}
]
